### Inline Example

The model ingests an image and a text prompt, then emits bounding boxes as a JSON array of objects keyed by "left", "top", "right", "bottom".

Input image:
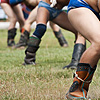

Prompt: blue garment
[
  {"left": 67, "top": 0, "right": 100, "bottom": 20},
  {"left": 23, "top": 10, "right": 30, "bottom": 20},
  {"left": 9, "top": 0, "right": 23, "bottom": 5},
  {"left": 33, "top": 24, "right": 46, "bottom": 39},
  {"left": 38, "top": 1, "right": 62, "bottom": 20},
  {"left": 22, "top": 5, "right": 32, "bottom": 19}
]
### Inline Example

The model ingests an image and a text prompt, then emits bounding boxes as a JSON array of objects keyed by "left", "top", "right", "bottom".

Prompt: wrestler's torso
[
  {"left": 23, "top": 0, "right": 41, "bottom": 9},
  {"left": 84, "top": 0, "right": 100, "bottom": 12},
  {"left": 56, "top": 0, "right": 70, "bottom": 9}
]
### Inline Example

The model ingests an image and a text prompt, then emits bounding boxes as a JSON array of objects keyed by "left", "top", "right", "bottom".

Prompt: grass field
[{"left": 0, "top": 29, "right": 100, "bottom": 100}]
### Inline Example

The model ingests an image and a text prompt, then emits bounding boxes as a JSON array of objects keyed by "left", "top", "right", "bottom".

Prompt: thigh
[
  {"left": 68, "top": 8, "right": 100, "bottom": 43},
  {"left": 1, "top": 3, "right": 16, "bottom": 20},
  {"left": 26, "top": 6, "right": 38, "bottom": 24},
  {"left": 36, "top": 7, "right": 50, "bottom": 25},
  {"left": 13, "top": 4, "right": 25, "bottom": 22},
  {"left": 52, "top": 11, "right": 77, "bottom": 34},
  {"left": 49, "top": 21, "right": 59, "bottom": 31}
]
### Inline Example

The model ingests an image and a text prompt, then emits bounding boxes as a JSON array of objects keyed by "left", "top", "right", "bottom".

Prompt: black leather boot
[
  {"left": 7, "top": 28, "right": 17, "bottom": 47},
  {"left": 63, "top": 43, "right": 86, "bottom": 69},
  {"left": 23, "top": 36, "right": 41, "bottom": 65},
  {"left": 14, "top": 29, "right": 30, "bottom": 48},
  {"left": 54, "top": 29, "right": 68, "bottom": 47}
]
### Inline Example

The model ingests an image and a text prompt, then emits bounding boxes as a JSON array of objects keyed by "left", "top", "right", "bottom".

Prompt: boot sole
[
  {"left": 63, "top": 65, "right": 77, "bottom": 70},
  {"left": 66, "top": 92, "right": 88, "bottom": 100},
  {"left": 22, "top": 62, "right": 36, "bottom": 66}
]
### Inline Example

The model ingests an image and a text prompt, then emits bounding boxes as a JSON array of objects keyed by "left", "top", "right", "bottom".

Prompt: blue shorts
[
  {"left": 22, "top": 4, "right": 31, "bottom": 19},
  {"left": 67, "top": 0, "right": 100, "bottom": 20},
  {"left": 38, "top": 1, "right": 62, "bottom": 20}
]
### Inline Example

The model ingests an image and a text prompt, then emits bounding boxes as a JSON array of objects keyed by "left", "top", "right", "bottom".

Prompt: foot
[
  {"left": 13, "top": 35, "right": 28, "bottom": 49},
  {"left": 14, "top": 42, "right": 27, "bottom": 49},
  {"left": 62, "top": 43, "right": 68, "bottom": 47},
  {"left": 66, "top": 93, "right": 87, "bottom": 100},
  {"left": 58, "top": 36, "right": 68, "bottom": 47},
  {"left": 7, "top": 40, "right": 15, "bottom": 47},
  {"left": 65, "top": 82, "right": 87, "bottom": 100},
  {"left": 23, "top": 48, "right": 36, "bottom": 65},
  {"left": 22, "top": 61, "right": 36, "bottom": 66},
  {"left": 63, "top": 61, "right": 78, "bottom": 69}
]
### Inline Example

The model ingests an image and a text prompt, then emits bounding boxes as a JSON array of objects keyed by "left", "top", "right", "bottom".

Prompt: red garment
[{"left": 0, "top": 0, "right": 9, "bottom": 3}]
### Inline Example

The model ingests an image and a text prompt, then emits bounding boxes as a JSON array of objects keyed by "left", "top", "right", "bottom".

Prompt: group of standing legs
[
  {"left": 21, "top": 0, "right": 86, "bottom": 69},
  {"left": 22, "top": 0, "right": 100, "bottom": 99},
  {"left": 2, "top": 0, "right": 100, "bottom": 99},
  {"left": 1, "top": 0, "right": 86, "bottom": 70},
  {"left": 0, "top": 3, "right": 25, "bottom": 47},
  {"left": 0, "top": 2, "right": 68, "bottom": 49}
]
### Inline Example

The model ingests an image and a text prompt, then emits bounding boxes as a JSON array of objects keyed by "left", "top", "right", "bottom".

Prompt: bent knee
[
  {"left": 10, "top": 17, "right": 17, "bottom": 24},
  {"left": 91, "top": 41, "right": 100, "bottom": 53}
]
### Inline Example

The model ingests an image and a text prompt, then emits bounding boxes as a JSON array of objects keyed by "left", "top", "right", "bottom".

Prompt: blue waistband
[{"left": 67, "top": 0, "right": 100, "bottom": 20}]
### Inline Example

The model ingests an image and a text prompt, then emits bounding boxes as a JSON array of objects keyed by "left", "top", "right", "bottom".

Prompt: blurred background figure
[
  {"left": 13, "top": 3, "right": 68, "bottom": 48},
  {"left": 0, "top": 1, "right": 25, "bottom": 47}
]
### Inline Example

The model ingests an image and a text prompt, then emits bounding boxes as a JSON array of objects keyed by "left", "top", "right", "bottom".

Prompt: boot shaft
[
  {"left": 25, "top": 36, "right": 41, "bottom": 54},
  {"left": 63, "top": 43, "right": 86, "bottom": 69},
  {"left": 74, "top": 63, "right": 96, "bottom": 90},
  {"left": 72, "top": 44, "right": 86, "bottom": 62},
  {"left": 24, "top": 36, "right": 41, "bottom": 65},
  {"left": 8, "top": 28, "right": 17, "bottom": 40},
  {"left": 28, "top": 36, "right": 41, "bottom": 48},
  {"left": 67, "top": 63, "right": 97, "bottom": 99},
  {"left": 7, "top": 28, "right": 17, "bottom": 46},
  {"left": 20, "top": 29, "right": 30, "bottom": 42},
  {"left": 54, "top": 29, "right": 68, "bottom": 47},
  {"left": 14, "top": 28, "right": 30, "bottom": 48}
]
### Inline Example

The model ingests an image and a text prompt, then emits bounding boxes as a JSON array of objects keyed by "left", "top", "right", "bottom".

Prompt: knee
[
  {"left": 10, "top": 17, "right": 17, "bottom": 24},
  {"left": 91, "top": 39, "right": 100, "bottom": 53},
  {"left": 18, "top": 19, "right": 25, "bottom": 27}
]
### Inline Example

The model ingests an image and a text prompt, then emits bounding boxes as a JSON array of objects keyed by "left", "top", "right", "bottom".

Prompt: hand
[{"left": 50, "top": 0, "right": 57, "bottom": 7}]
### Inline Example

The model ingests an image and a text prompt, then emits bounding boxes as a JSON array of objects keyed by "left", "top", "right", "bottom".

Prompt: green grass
[{"left": 0, "top": 29, "right": 100, "bottom": 100}]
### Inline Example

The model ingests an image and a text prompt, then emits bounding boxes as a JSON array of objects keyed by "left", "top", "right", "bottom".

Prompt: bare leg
[
  {"left": 23, "top": 6, "right": 38, "bottom": 32},
  {"left": 13, "top": 4, "right": 25, "bottom": 29},
  {"left": 0, "top": 3, "right": 17, "bottom": 46},
  {"left": 75, "top": 33, "right": 86, "bottom": 44},
  {"left": 52, "top": 11, "right": 77, "bottom": 34},
  {"left": 36, "top": 7, "right": 49, "bottom": 24},
  {"left": 14, "top": 6, "right": 38, "bottom": 48},
  {"left": 23, "top": 7, "right": 50, "bottom": 65},
  {"left": 0, "top": 3, "right": 17, "bottom": 30},
  {"left": 63, "top": 32, "right": 86, "bottom": 69},
  {"left": 51, "top": 11, "right": 86, "bottom": 69},
  {"left": 68, "top": 8, "right": 100, "bottom": 67},
  {"left": 66, "top": 8, "right": 100, "bottom": 99}
]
